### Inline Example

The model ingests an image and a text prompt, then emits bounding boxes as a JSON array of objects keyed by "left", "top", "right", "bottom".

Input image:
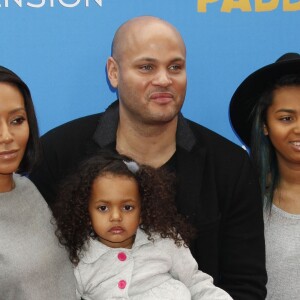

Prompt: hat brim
[{"left": 229, "top": 58, "right": 300, "bottom": 147}]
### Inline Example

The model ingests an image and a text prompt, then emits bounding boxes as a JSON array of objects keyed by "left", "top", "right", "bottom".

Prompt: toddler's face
[{"left": 88, "top": 174, "right": 141, "bottom": 249}]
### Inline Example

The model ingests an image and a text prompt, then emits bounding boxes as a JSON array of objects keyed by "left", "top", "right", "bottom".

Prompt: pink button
[
  {"left": 118, "top": 252, "right": 127, "bottom": 261},
  {"left": 118, "top": 280, "right": 127, "bottom": 289}
]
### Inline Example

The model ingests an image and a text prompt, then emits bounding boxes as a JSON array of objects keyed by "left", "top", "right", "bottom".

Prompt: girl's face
[
  {"left": 0, "top": 83, "right": 29, "bottom": 177},
  {"left": 88, "top": 173, "right": 141, "bottom": 249},
  {"left": 265, "top": 85, "right": 300, "bottom": 167}
]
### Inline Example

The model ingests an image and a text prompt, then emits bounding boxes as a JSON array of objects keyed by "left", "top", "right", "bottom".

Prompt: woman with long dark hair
[
  {"left": 230, "top": 53, "right": 300, "bottom": 300},
  {"left": 0, "top": 66, "right": 76, "bottom": 299}
]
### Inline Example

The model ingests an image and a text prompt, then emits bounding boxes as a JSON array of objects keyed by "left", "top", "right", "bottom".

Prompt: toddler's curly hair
[{"left": 53, "top": 151, "right": 196, "bottom": 265}]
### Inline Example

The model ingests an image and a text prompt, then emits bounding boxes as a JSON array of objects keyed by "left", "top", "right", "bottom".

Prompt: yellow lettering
[
  {"left": 283, "top": 0, "right": 300, "bottom": 10},
  {"left": 221, "top": 0, "right": 252, "bottom": 12},
  {"left": 255, "top": 0, "right": 279, "bottom": 11},
  {"left": 198, "top": 0, "right": 218, "bottom": 12}
]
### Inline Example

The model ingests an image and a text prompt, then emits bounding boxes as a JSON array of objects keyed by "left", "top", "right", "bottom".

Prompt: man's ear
[
  {"left": 107, "top": 57, "right": 119, "bottom": 88},
  {"left": 263, "top": 124, "right": 269, "bottom": 135}
]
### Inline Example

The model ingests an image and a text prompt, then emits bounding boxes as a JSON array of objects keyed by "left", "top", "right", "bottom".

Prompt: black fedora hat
[{"left": 229, "top": 52, "right": 300, "bottom": 147}]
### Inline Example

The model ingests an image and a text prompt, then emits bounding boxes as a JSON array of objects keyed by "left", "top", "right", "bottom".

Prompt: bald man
[{"left": 30, "top": 16, "right": 267, "bottom": 299}]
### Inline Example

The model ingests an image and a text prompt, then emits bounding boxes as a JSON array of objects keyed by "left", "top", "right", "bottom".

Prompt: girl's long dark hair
[{"left": 53, "top": 151, "right": 196, "bottom": 265}]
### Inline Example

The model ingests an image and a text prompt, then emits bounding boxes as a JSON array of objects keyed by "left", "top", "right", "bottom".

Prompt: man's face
[{"left": 107, "top": 22, "right": 187, "bottom": 126}]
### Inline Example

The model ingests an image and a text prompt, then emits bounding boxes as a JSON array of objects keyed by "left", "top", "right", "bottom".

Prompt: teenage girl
[
  {"left": 53, "top": 152, "right": 232, "bottom": 300},
  {"left": 230, "top": 52, "right": 300, "bottom": 300}
]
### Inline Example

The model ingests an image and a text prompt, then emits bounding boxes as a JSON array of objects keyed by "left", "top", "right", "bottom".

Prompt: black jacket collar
[{"left": 92, "top": 100, "right": 197, "bottom": 152}]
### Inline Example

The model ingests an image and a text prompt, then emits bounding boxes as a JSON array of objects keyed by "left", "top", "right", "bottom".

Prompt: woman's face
[
  {"left": 0, "top": 82, "right": 29, "bottom": 176},
  {"left": 265, "top": 85, "right": 300, "bottom": 167}
]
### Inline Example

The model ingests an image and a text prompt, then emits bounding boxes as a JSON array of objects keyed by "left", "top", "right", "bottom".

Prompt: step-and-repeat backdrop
[{"left": 1, "top": 1, "right": 299, "bottom": 147}]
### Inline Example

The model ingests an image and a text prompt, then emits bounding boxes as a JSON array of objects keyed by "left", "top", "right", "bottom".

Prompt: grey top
[
  {"left": 75, "top": 228, "right": 232, "bottom": 300},
  {"left": 0, "top": 174, "right": 76, "bottom": 300},
  {"left": 264, "top": 204, "right": 300, "bottom": 300}
]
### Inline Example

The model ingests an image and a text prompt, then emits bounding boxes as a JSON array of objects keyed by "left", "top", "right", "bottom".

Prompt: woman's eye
[
  {"left": 280, "top": 116, "right": 293, "bottom": 122},
  {"left": 11, "top": 116, "right": 26, "bottom": 125},
  {"left": 98, "top": 205, "right": 108, "bottom": 212}
]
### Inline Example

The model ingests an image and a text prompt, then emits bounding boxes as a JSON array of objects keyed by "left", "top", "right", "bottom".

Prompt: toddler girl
[{"left": 54, "top": 152, "right": 232, "bottom": 300}]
